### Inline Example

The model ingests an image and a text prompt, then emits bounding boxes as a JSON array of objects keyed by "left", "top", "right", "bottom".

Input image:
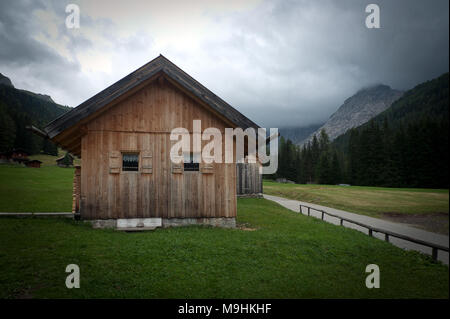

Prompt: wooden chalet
[
  {"left": 56, "top": 153, "right": 74, "bottom": 167},
  {"left": 42, "top": 55, "right": 261, "bottom": 228}
]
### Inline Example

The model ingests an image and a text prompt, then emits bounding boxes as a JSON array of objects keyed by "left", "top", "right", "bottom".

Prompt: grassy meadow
[
  {"left": 0, "top": 198, "right": 448, "bottom": 298},
  {"left": 263, "top": 181, "right": 449, "bottom": 217},
  {"left": 0, "top": 164, "right": 448, "bottom": 298},
  {"left": 0, "top": 165, "right": 74, "bottom": 212}
]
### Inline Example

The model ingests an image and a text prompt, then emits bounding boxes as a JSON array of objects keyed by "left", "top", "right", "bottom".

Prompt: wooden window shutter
[
  {"left": 201, "top": 156, "right": 215, "bottom": 174},
  {"left": 141, "top": 151, "right": 153, "bottom": 174},
  {"left": 171, "top": 154, "right": 183, "bottom": 174},
  {"left": 109, "top": 151, "right": 121, "bottom": 174}
]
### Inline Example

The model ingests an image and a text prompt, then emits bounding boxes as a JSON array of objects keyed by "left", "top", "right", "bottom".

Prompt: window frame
[
  {"left": 183, "top": 152, "right": 200, "bottom": 172},
  {"left": 122, "top": 152, "right": 140, "bottom": 172}
]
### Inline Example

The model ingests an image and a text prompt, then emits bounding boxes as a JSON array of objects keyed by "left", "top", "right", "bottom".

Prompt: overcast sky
[{"left": 0, "top": 0, "right": 448, "bottom": 128}]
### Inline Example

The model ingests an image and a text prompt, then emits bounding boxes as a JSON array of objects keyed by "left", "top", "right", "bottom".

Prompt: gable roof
[
  {"left": 56, "top": 153, "right": 74, "bottom": 162},
  {"left": 44, "top": 55, "right": 260, "bottom": 142}
]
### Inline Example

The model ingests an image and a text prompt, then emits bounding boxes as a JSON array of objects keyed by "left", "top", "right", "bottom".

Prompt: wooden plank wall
[
  {"left": 80, "top": 80, "right": 236, "bottom": 219},
  {"left": 236, "top": 163, "right": 263, "bottom": 196},
  {"left": 72, "top": 165, "right": 81, "bottom": 214}
]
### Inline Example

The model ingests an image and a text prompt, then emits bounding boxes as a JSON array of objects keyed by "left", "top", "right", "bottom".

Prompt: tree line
[
  {"left": 271, "top": 129, "right": 342, "bottom": 185},
  {"left": 272, "top": 115, "right": 448, "bottom": 189},
  {"left": 346, "top": 116, "right": 448, "bottom": 188}
]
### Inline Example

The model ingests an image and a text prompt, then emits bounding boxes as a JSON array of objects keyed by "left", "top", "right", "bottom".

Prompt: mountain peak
[
  {"left": 0, "top": 72, "right": 56, "bottom": 103},
  {"left": 0, "top": 73, "right": 14, "bottom": 88},
  {"left": 301, "top": 84, "right": 403, "bottom": 145},
  {"left": 357, "top": 83, "right": 391, "bottom": 93}
]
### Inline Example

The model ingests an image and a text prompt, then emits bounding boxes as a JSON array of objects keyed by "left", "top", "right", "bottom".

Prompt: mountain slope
[
  {"left": 302, "top": 84, "right": 403, "bottom": 145},
  {"left": 334, "top": 72, "right": 449, "bottom": 188},
  {"left": 0, "top": 74, "right": 70, "bottom": 153},
  {"left": 334, "top": 72, "right": 449, "bottom": 150}
]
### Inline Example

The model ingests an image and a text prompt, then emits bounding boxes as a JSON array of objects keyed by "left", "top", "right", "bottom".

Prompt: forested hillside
[
  {"left": 272, "top": 72, "right": 449, "bottom": 189},
  {"left": 338, "top": 72, "right": 449, "bottom": 188},
  {"left": 0, "top": 79, "right": 70, "bottom": 154}
]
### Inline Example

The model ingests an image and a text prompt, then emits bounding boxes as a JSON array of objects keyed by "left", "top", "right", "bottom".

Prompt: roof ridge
[{"left": 44, "top": 55, "right": 260, "bottom": 139}]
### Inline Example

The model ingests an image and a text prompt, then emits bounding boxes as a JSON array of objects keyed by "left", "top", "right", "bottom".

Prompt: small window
[
  {"left": 184, "top": 152, "right": 199, "bottom": 171},
  {"left": 122, "top": 153, "right": 139, "bottom": 171}
]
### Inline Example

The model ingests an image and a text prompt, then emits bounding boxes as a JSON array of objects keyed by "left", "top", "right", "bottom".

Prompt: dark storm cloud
[
  {"left": 0, "top": 0, "right": 90, "bottom": 104},
  {"left": 197, "top": 0, "right": 449, "bottom": 127},
  {"left": 0, "top": 0, "right": 448, "bottom": 128},
  {"left": 0, "top": 0, "right": 48, "bottom": 64}
]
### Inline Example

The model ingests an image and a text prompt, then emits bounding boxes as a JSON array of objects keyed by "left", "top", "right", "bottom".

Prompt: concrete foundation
[
  {"left": 88, "top": 219, "right": 117, "bottom": 229},
  {"left": 162, "top": 217, "right": 236, "bottom": 228},
  {"left": 86, "top": 217, "right": 236, "bottom": 229}
]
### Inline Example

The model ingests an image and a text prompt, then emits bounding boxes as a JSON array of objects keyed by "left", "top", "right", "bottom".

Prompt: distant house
[
  {"left": 56, "top": 153, "right": 74, "bottom": 167},
  {"left": 25, "top": 160, "right": 42, "bottom": 168},
  {"left": 0, "top": 148, "right": 30, "bottom": 164}
]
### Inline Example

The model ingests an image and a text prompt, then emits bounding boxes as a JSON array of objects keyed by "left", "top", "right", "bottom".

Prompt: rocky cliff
[{"left": 302, "top": 84, "right": 403, "bottom": 144}]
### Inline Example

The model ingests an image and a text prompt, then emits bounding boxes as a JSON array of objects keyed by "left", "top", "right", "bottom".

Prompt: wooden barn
[
  {"left": 56, "top": 153, "right": 74, "bottom": 167},
  {"left": 24, "top": 160, "right": 42, "bottom": 168},
  {"left": 42, "top": 55, "right": 261, "bottom": 229}
]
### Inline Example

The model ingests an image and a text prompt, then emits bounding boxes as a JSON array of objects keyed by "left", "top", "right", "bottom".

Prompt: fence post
[
  {"left": 368, "top": 229, "right": 373, "bottom": 237},
  {"left": 321, "top": 211, "right": 324, "bottom": 220},
  {"left": 385, "top": 234, "right": 389, "bottom": 242},
  {"left": 307, "top": 207, "right": 310, "bottom": 216},
  {"left": 340, "top": 219, "right": 343, "bottom": 226},
  {"left": 432, "top": 248, "right": 438, "bottom": 261}
]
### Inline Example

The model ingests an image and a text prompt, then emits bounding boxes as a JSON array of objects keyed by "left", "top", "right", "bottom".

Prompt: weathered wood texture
[
  {"left": 79, "top": 80, "right": 237, "bottom": 219},
  {"left": 236, "top": 163, "right": 263, "bottom": 196},
  {"left": 72, "top": 165, "right": 81, "bottom": 214}
]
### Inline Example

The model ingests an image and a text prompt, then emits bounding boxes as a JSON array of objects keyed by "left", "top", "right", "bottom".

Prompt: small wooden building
[
  {"left": 236, "top": 162, "right": 263, "bottom": 197},
  {"left": 42, "top": 55, "right": 260, "bottom": 228},
  {"left": 56, "top": 153, "right": 74, "bottom": 167},
  {"left": 25, "top": 160, "right": 42, "bottom": 168},
  {"left": 0, "top": 148, "right": 30, "bottom": 164}
]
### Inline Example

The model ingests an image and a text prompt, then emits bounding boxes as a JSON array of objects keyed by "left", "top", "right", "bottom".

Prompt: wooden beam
[{"left": 26, "top": 125, "right": 48, "bottom": 139}]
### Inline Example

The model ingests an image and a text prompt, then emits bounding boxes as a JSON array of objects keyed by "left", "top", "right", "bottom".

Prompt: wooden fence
[
  {"left": 299, "top": 204, "right": 449, "bottom": 261},
  {"left": 236, "top": 162, "right": 262, "bottom": 196}
]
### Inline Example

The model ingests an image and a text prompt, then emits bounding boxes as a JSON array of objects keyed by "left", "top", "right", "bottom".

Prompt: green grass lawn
[
  {"left": 0, "top": 198, "right": 448, "bottom": 298},
  {"left": 0, "top": 165, "right": 448, "bottom": 298},
  {"left": 263, "top": 181, "right": 449, "bottom": 217},
  {"left": 0, "top": 165, "right": 73, "bottom": 212}
]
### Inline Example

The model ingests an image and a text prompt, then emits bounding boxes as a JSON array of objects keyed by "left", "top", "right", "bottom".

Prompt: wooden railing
[{"left": 299, "top": 204, "right": 449, "bottom": 261}]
